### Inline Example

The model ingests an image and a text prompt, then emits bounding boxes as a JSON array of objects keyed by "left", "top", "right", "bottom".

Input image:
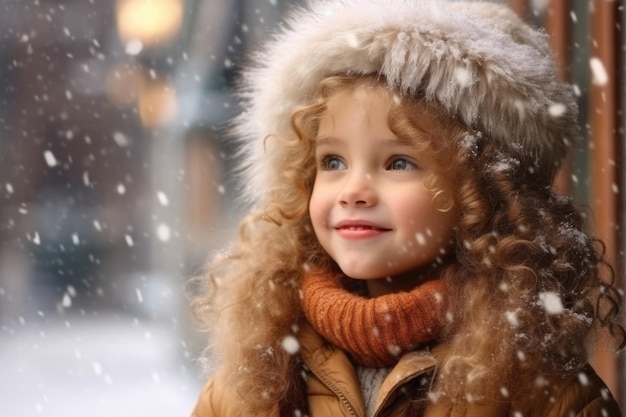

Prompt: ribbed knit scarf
[{"left": 301, "top": 270, "right": 447, "bottom": 367}]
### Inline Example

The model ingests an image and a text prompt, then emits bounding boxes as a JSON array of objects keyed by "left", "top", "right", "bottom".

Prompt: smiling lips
[{"left": 334, "top": 221, "right": 391, "bottom": 239}]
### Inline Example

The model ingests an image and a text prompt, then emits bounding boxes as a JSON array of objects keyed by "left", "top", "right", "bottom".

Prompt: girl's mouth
[
  {"left": 334, "top": 222, "right": 391, "bottom": 239},
  {"left": 339, "top": 225, "right": 384, "bottom": 231}
]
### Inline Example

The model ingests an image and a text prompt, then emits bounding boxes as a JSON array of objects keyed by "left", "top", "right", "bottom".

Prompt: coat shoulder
[
  {"left": 191, "top": 370, "right": 282, "bottom": 417},
  {"left": 191, "top": 371, "right": 252, "bottom": 417},
  {"left": 538, "top": 365, "right": 621, "bottom": 417},
  {"left": 191, "top": 376, "right": 226, "bottom": 417}
]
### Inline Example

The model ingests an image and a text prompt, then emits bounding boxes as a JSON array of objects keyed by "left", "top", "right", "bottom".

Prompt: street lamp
[{"left": 115, "top": 0, "right": 183, "bottom": 49}]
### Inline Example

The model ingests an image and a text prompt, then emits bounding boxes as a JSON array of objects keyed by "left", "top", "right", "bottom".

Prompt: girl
[{"left": 191, "top": 1, "right": 624, "bottom": 416}]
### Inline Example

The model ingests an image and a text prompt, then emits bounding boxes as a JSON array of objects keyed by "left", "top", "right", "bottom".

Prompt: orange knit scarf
[{"left": 301, "top": 270, "right": 447, "bottom": 367}]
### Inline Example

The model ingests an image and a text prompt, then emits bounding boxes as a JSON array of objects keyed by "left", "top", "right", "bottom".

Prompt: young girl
[{"left": 191, "top": 1, "right": 624, "bottom": 416}]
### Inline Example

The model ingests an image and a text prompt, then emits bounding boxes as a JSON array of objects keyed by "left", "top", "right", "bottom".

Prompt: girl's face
[{"left": 308, "top": 86, "right": 455, "bottom": 292}]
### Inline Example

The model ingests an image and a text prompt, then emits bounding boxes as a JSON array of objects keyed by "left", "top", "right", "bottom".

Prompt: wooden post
[
  {"left": 543, "top": 0, "right": 571, "bottom": 194},
  {"left": 589, "top": 0, "right": 621, "bottom": 402}
]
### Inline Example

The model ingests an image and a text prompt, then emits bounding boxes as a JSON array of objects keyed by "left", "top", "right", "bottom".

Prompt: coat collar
[
  {"left": 296, "top": 323, "right": 616, "bottom": 417},
  {"left": 298, "top": 321, "right": 440, "bottom": 417}
]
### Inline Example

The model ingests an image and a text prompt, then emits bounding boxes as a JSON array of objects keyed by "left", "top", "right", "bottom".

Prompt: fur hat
[{"left": 233, "top": 0, "right": 578, "bottom": 204}]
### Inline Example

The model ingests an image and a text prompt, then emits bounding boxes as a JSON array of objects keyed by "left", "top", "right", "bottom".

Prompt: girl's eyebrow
[
  {"left": 314, "top": 136, "right": 341, "bottom": 147},
  {"left": 314, "top": 134, "right": 426, "bottom": 151},
  {"left": 315, "top": 135, "right": 421, "bottom": 146}
]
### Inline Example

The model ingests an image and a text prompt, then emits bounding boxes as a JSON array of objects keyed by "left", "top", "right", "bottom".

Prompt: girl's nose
[{"left": 338, "top": 172, "right": 377, "bottom": 207}]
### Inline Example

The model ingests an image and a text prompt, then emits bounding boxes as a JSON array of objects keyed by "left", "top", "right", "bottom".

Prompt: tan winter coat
[{"left": 192, "top": 323, "right": 622, "bottom": 417}]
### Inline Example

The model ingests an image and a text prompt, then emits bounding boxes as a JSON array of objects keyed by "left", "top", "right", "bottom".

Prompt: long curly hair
[{"left": 192, "top": 74, "right": 624, "bottom": 412}]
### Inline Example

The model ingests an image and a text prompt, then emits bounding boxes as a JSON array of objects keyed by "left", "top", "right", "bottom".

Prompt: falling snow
[
  {"left": 113, "top": 132, "right": 130, "bottom": 147},
  {"left": 67, "top": 286, "right": 76, "bottom": 297},
  {"left": 125, "top": 39, "right": 143, "bottom": 55},
  {"left": 590, "top": 57, "right": 608, "bottom": 86},
  {"left": 538, "top": 291, "right": 564, "bottom": 315},
  {"left": 453, "top": 66, "right": 472, "bottom": 87},
  {"left": 548, "top": 103, "right": 566, "bottom": 117},
  {"left": 156, "top": 223, "right": 171, "bottom": 242},
  {"left": 93, "top": 362, "right": 103, "bottom": 376},
  {"left": 281, "top": 335, "right": 300, "bottom": 354},
  {"left": 62, "top": 293, "right": 72, "bottom": 308},
  {"left": 157, "top": 191, "right": 169, "bottom": 206},
  {"left": 505, "top": 310, "right": 520, "bottom": 327},
  {"left": 44, "top": 150, "right": 58, "bottom": 167}
]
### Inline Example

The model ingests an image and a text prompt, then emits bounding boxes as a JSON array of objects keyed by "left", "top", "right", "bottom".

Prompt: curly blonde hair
[{"left": 192, "top": 74, "right": 624, "bottom": 412}]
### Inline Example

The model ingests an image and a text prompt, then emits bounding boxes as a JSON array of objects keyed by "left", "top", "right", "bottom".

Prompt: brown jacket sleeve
[
  {"left": 423, "top": 365, "right": 621, "bottom": 417},
  {"left": 191, "top": 370, "right": 280, "bottom": 417},
  {"left": 191, "top": 377, "right": 223, "bottom": 417},
  {"left": 542, "top": 365, "right": 622, "bottom": 417}
]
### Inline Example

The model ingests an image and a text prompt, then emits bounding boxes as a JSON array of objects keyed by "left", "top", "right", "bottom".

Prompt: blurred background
[{"left": 0, "top": 0, "right": 623, "bottom": 415}]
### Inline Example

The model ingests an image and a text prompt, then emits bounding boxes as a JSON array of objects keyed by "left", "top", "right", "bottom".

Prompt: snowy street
[{"left": 0, "top": 314, "right": 203, "bottom": 416}]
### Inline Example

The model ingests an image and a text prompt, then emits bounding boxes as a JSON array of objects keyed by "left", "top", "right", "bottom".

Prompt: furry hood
[{"left": 233, "top": 0, "right": 578, "bottom": 205}]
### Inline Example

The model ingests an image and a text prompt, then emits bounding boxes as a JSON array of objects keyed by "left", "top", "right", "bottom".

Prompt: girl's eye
[
  {"left": 321, "top": 155, "right": 347, "bottom": 170},
  {"left": 388, "top": 156, "right": 417, "bottom": 171}
]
